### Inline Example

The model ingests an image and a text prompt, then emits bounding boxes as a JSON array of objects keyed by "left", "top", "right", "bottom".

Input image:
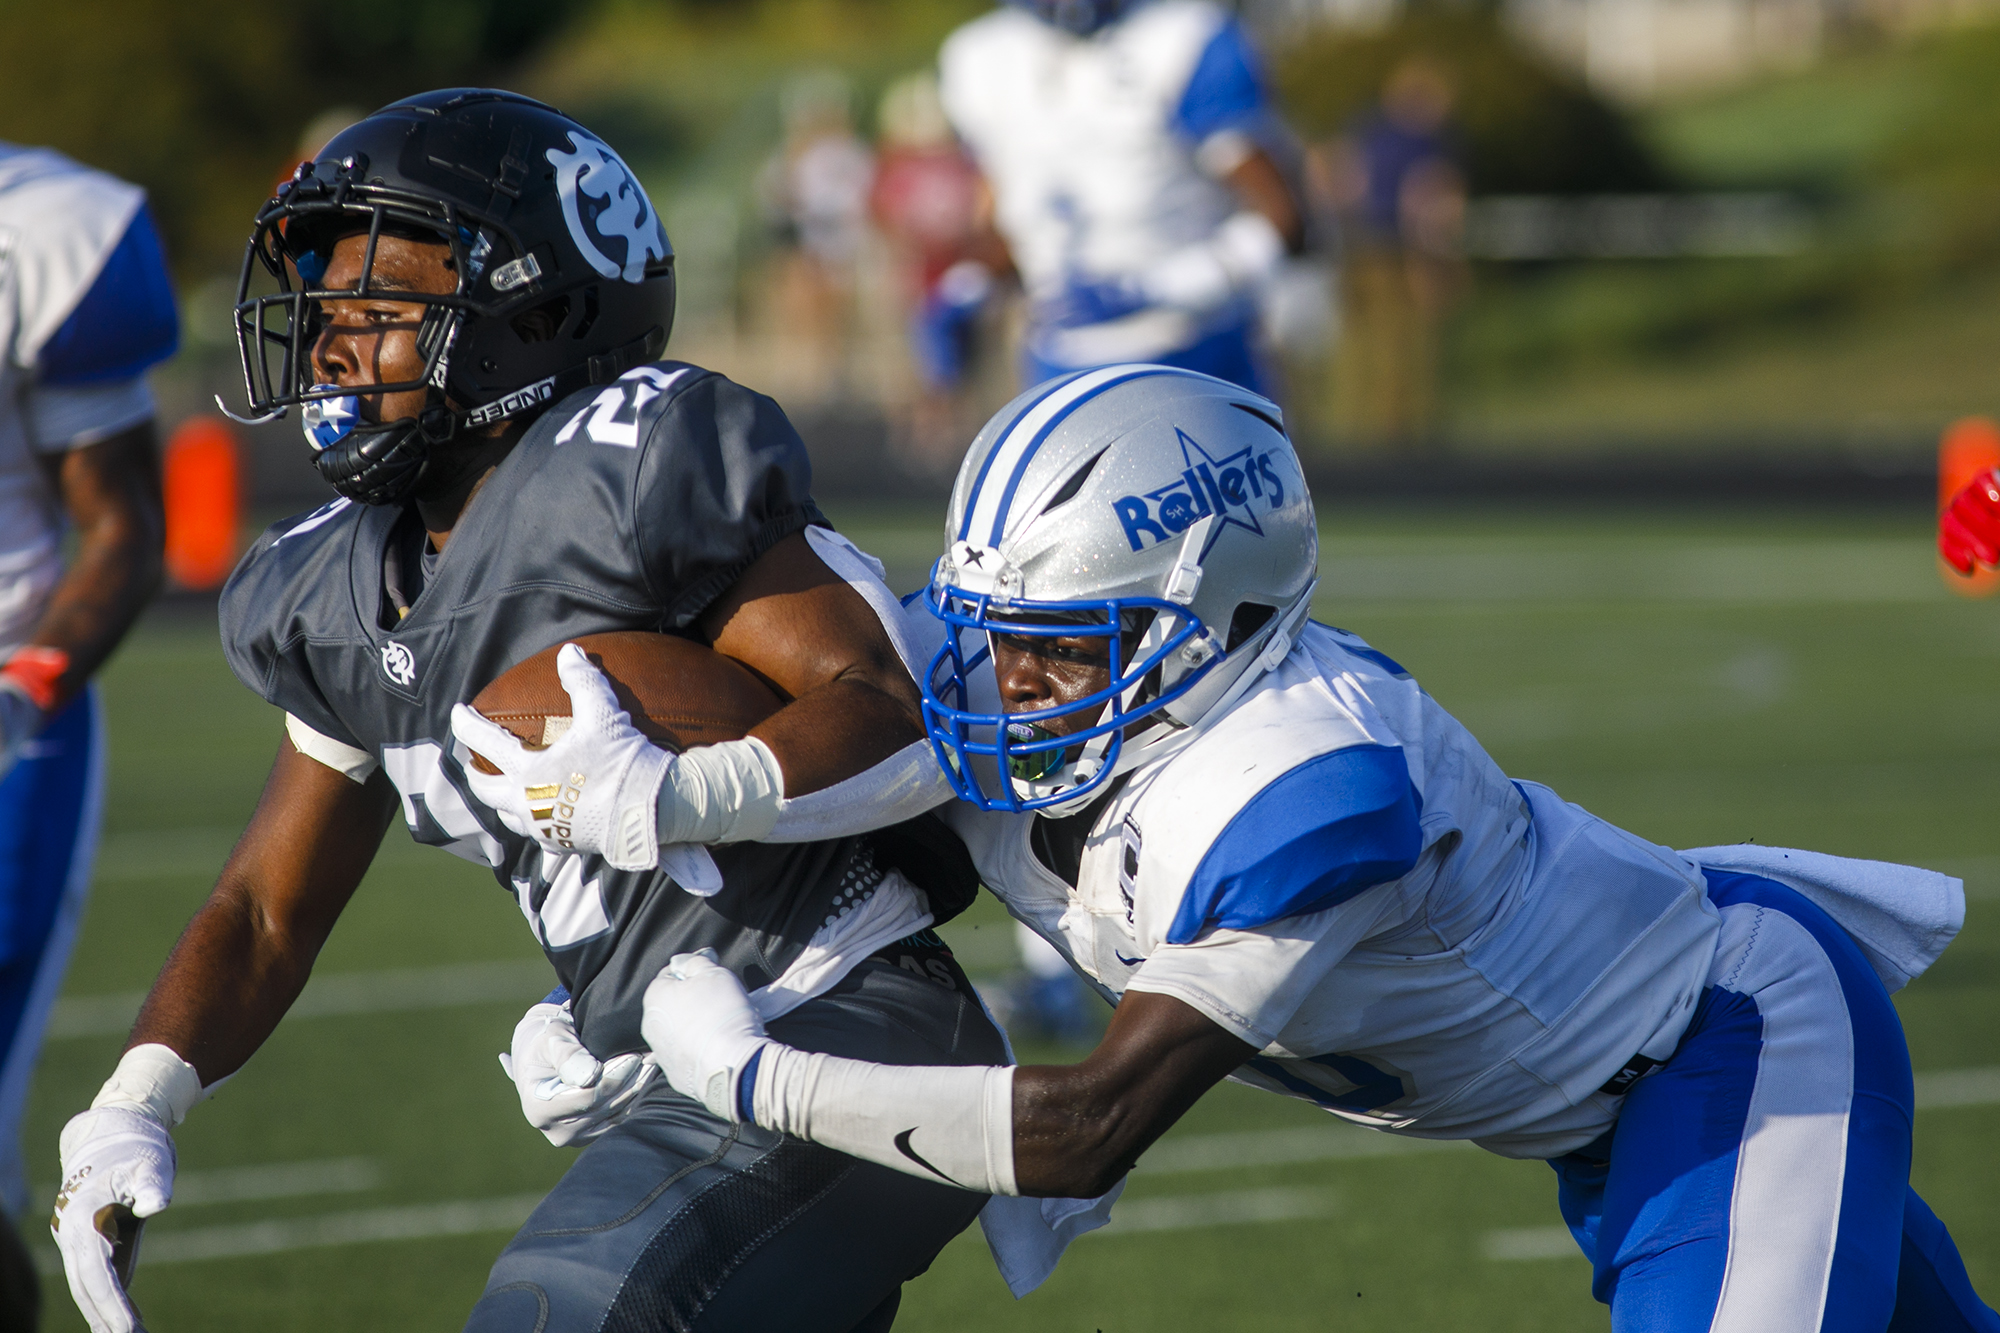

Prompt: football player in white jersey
[
  {"left": 0, "top": 145, "right": 173, "bottom": 1330},
  {"left": 934, "top": 0, "right": 1304, "bottom": 395},
  {"left": 614, "top": 366, "right": 2000, "bottom": 1330}
]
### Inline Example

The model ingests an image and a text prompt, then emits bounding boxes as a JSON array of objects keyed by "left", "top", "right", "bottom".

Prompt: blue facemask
[{"left": 301, "top": 386, "right": 360, "bottom": 452}]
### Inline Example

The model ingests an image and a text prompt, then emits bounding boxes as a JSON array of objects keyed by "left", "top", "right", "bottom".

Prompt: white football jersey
[
  {"left": 943, "top": 621, "right": 1722, "bottom": 1159},
  {"left": 0, "top": 145, "right": 154, "bottom": 656},
  {"left": 937, "top": 1, "right": 1270, "bottom": 360}
]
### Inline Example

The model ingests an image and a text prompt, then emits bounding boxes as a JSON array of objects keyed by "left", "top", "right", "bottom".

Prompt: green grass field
[{"left": 25, "top": 500, "right": 2000, "bottom": 1331}]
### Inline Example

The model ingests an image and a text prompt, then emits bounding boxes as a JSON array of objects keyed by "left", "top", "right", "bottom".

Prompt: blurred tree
[
  {"left": 1273, "top": 10, "right": 1669, "bottom": 195},
  {"left": 1868, "top": 22, "right": 2000, "bottom": 277},
  {"left": 0, "top": 0, "right": 591, "bottom": 276}
]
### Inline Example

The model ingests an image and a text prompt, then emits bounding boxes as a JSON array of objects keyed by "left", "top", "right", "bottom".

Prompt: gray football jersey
[{"left": 221, "top": 362, "right": 892, "bottom": 1057}]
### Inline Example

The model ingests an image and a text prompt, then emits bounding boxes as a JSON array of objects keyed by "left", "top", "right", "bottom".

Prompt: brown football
[{"left": 465, "top": 631, "right": 783, "bottom": 774}]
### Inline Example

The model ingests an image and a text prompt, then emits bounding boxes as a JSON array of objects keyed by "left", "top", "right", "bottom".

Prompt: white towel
[
  {"left": 1680, "top": 844, "right": 1965, "bottom": 993},
  {"left": 978, "top": 1184, "right": 1127, "bottom": 1297}
]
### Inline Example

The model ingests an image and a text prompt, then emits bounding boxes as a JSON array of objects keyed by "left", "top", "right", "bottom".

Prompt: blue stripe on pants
[
  {"left": 0, "top": 690, "right": 103, "bottom": 1214},
  {"left": 1552, "top": 871, "right": 1997, "bottom": 1332}
]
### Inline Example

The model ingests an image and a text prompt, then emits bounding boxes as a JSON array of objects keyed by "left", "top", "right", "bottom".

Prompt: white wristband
[
  {"left": 657, "top": 736, "right": 785, "bottom": 845},
  {"left": 766, "top": 740, "right": 953, "bottom": 842},
  {"left": 89, "top": 1044, "right": 209, "bottom": 1129},
  {"left": 1142, "top": 210, "right": 1286, "bottom": 313},
  {"left": 753, "top": 1043, "right": 1017, "bottom": 1196}
]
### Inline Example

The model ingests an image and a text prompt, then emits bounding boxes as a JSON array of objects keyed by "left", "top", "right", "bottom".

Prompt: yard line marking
[
  {"left": 1095, "top": 1187, "right": 1340, "bottom": 1236},
  {"left": 47, "top": 959, "right": 554, "bottom": 1041},
  {"left": 1483, "top": 1226, "right": 1582, "bottom": 1261},
  {"left": 1915, "top": 1067, "right": 2000, "bottom": 1110},
  {"left": 1137, "top": 1125, "right": 1471, "bottom": 1175},
  {"left": 35, "top": 1193, "right": 547, "bottom": 1273},
  {"left": 33, "top": 1157, "right": 382, "bottom": 1215},
  {"left": 1318, "top": 540, "right": 1939, "bottom": 605}
]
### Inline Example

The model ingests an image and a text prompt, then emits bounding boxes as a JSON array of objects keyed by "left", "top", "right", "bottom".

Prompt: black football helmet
[{"left": 226, "top": 88, "right": 676, "bottom": 505}]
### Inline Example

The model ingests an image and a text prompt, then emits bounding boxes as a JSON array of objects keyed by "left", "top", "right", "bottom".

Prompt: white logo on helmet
[
  {"left": 381, "top": 642, "right": 417, "bottom": 687},
  {"left": 545, "top": 132, "right": 669, "bottom": 284}
]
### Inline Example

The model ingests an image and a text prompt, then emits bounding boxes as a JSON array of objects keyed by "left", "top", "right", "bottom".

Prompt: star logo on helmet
[{"left": 1110, "top": 430, "right": 1290, "bottom": 555}]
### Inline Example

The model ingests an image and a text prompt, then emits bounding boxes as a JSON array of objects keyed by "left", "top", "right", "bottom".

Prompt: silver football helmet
[{"left": 922, "top": 364, "right": 1318, "bottom": 813}]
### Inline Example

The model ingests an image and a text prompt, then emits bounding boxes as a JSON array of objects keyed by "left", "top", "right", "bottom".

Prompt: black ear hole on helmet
[
  {"left": 1232, "top": 402, "right": 1287, "bottom": 438},
  {"left": 571, "top": 286, "right": 600, "bottom": 340},
  {"left": 511, "top": 295, "right": 570, "bottom": 343},
  {"left": 1226, "top": 602, "right": 1277, "bottom": 652},
  {"left": 1041, "top": 449, "right": 1107, "bottom": 515}
]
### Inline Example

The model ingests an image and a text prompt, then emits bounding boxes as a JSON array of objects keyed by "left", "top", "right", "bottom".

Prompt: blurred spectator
[
  {"left": 1321, "top": 56, "right": 1467, "bottom": 444},
  {"left": 870, "top": 72, "right": 1010, "bottom": 471},
  {"left": 756, "top": 70, "right": 876, "bottom": 401},
  {"left": 936, "top": 0, "right": 1307, "bottom": 397}
]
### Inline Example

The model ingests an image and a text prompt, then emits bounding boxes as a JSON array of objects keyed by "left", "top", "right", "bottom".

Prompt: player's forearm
[
  {"left": 24, "top": 420, "right": 165, "bottom": 714},
  {"left": 747, "top": 671, "right": 924, "bottom": 797},
  {"left": 127, "top": 884, "right": 321, "bottom": 1084}
]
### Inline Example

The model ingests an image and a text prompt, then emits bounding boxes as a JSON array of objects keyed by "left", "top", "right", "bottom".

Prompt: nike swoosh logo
[
  {"left": 894, "top": 1128, "right": 962, "bottom": 1186},
  {"left": 1115, "top": 951, "right": 1146, "bottom": 966}
]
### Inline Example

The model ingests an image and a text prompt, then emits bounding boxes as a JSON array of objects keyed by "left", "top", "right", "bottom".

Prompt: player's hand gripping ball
[
  {"left": 642, "top": 949, "right": 771, "bottom": 1123},
  {"left": 452, "top": 644, "right": 674, "bottom": 872},
  {"left": 500, "top": 1001, "right": 658, "bottom": 1146},
  {"left": 52, "top": 1108, "right": 174, "bottom": 1333},
  {"left": 1941, "top": 468, "right": 2000, "bottom": 575}
]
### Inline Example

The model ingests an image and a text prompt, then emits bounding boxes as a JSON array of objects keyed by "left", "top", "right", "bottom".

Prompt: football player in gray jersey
[{"left": 49, "top": 90, "right": 1002, "bottom": 1333}]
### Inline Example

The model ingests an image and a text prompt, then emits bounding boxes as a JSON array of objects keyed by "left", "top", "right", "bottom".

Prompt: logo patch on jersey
[
  {"left": 1110, "top": 430, "right": 1288, "bottom": 555},
  {"left": 380, "top": 641, "right": 417, "bottom": 687},
  {"left": 545, "top": 132, "right": 670, "bottom": 284},
  {"left": 1118, "top": 814, "right": 1142, "bottom": 924}
]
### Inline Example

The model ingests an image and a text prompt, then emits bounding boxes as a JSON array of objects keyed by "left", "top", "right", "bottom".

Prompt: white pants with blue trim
[
  {"left": 0, "top": 690, "right": 103, "bottom": 1216},
  {"left": 1552, "top": 870, "right": 1998, "bottom": 1332}
]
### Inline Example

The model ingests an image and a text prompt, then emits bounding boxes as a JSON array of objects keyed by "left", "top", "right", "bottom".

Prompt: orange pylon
[
  {"left": 163, "top": 416, "right": 243, "bottom": 590},
  {"left": 1938, "top": 417, "right": 2000, "bottom": 598}
]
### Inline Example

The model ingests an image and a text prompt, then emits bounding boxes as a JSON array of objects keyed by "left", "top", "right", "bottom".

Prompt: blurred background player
[
  {"left": 0, "top": 143, "right": 173, "bottom": 1330},
  {"left": 758, "top": 71, "right": 878, "bottom": 403},
  {"left": 1318, "top": 56, "right": 1467, "bottom": 445},
  {"left": 933, "top": 0, "right": 1309, "bottom": 397},
  {"left": 869, "top": 72, "right": 1008, "bottom": 472}
]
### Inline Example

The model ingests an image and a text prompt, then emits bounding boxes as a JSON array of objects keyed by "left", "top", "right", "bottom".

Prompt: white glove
[
  {"left": 500, "top": 1001, "right": 658, "bottom": 1147},
  {"left": 0, "top": 679, "right": 42, "bottom": 780},
  {"left": 641, "top": 950, "right": 771, "bottom": 1123},
  {"left": 452, "top": 644, "right": 674, "bottom": 872},
  {"left": 52, "top": 1108, "right": 174, "bottom": 1333}
]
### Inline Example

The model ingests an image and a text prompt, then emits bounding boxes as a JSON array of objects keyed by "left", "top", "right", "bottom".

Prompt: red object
[
  {"left": 871, "top": 146, "right": 985, "bottom": 292},
  {"left": 162, "top": 417, "right": 243, "bottom": 591},
  {"left": 1941, "top": 469, "right": 2000, "bottom": 574},
  {"left": 1, "top": 645, "right": 69, "bottom": 711}
]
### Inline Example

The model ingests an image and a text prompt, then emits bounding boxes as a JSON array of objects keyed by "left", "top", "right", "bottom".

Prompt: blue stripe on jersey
[
  {"left": 38, "top": 202, "right": 179, "bottom": 386},
  {"left": 1341, "top": 642, "right": 1411, "bottom": 680},
  {"left": 1171, "top": 19, "right": 1271, "bottom": 145},
  {"left": 981, "top": 366, "right": 1174, "bottom": 547},
  {"left": 1165, "top": 743, "right": 1422, "bottom": 945}
]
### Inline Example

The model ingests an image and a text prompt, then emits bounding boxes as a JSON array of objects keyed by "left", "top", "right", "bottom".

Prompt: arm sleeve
[
  {"left": 1171, "top": 19, "right": 1273, "bottom": 147},
  {"left": 34, "top": 202, "right": 179, "bottom": 388},
  {"left": 1164, "top": 743, "right": 1422, "bottom": 946},
  {"left": 1128, "top": 883, "right": 1411, "bottom": 1049},
  {"left": 285, "top": 713, "right": 379, "bottom": 784},
  {"left": 632, "top": 372, "right": 824, "bottom": 630},
  {"left": 20, "top": 201, "right": 177, "bottom": 452}
]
